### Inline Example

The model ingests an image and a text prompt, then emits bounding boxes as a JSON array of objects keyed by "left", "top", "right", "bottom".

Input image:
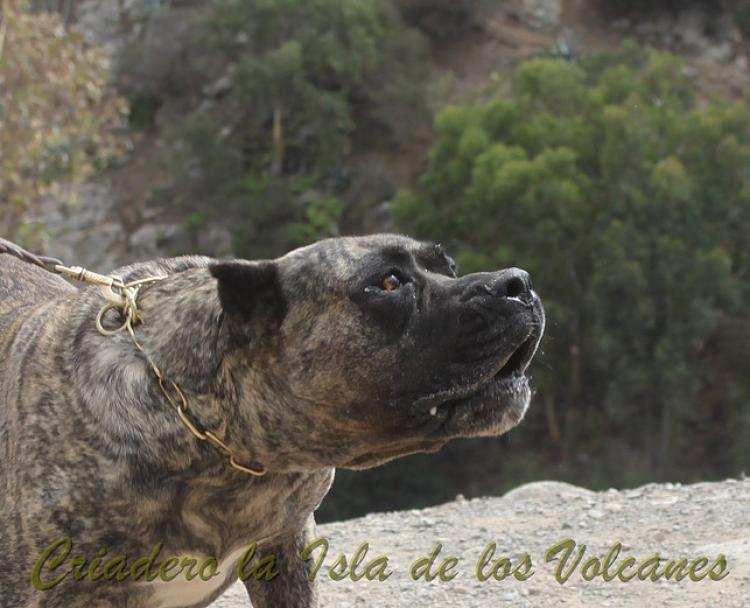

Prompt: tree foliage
[
  {"left": 165, "top": 0, "right": 430, "bottom": 258},
  {"left": 0, "top": 4, "right": 127, "bottom": 241},
  {"left": 395, "top": 47, "right": 750, "bottom": 482}
]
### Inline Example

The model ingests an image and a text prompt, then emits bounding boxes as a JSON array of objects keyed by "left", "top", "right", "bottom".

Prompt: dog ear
[{"left": 210, "top": 260, "right": 287, "bottom": 329}]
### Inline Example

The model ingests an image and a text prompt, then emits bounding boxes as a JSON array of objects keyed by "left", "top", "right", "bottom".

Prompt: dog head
[{"left": 209, "top": 234, "right": 544, "bottom": 471}]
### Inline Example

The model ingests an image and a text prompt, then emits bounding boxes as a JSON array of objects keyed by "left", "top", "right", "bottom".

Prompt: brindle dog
[{"left": 0, "top": 234, "right": 544, "bottom": 607}]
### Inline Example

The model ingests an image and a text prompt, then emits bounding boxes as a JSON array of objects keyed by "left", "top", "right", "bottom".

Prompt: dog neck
[{"left": 69, "top": 262, "right": 264, "bottom": 477}]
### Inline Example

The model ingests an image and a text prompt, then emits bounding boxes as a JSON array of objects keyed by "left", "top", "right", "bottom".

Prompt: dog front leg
[{"left": 243, "top": 515, "right": 319, "bottom": 608}]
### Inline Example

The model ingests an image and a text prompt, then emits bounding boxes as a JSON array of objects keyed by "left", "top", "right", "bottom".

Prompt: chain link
[{"left": 1, "top": 237, "right": 266, "bottom": 477}]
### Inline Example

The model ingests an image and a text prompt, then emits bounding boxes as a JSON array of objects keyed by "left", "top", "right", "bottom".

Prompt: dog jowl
[{"left": 0, "top": 234, "right": 544, "bottom": 608}]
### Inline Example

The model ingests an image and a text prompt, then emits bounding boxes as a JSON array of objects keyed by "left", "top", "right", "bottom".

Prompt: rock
[
  {"left": 203, "top": 75, "right": 233, "bottom": 98},
  {"left": 519, "top": 0, "right": 561, "bottom": 30},
  {"left": 195, "top": 223, "right": 233, "bottom": 258},
  {"left": 32, "top": 179, "right": 126, "bottom": 272},
  {"left": 502, "top": 480, "right": 594, "bottom": 502},
  {"left": 611, "top": 19, "right": 631, "bottom": 31},
  {"left": 674, "top": 9, "right": 709, "bottom": 52},
  {"left": 634, "top": 21, "right": 657, "bottom": 38},
  {"left": 362, "top": 201, "right": 394, "bottom": 234},
  {"left": 704, "top": 42, "right": 734, "bottom": 64},
  {"left": 128, "top": 222, "right": 183, "bottom": 258},
  {"left": 75, "top": 0, "right": 155, "bottom": 53},
  {"left": 125, "top": 6, "right": 198, "bottom": 96},
  {"left": 682, "top": 65, "right": 698, "bottom": 78}
]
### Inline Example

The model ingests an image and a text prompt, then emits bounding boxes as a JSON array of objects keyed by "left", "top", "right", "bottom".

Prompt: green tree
[
  {"left": 395, "top": 48, "right": 750, "bottom": 482},
  {"left": 165, "top": 0, "right": 429, "bottom": 258}
]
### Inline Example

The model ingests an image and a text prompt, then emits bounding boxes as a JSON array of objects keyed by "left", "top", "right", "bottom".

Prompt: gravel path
[{"left": 213, "top": 479, "right": 750, "bottom": 607}]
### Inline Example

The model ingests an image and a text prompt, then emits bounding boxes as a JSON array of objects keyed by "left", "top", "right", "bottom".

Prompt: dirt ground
[{"left": 213, "top": 478, "right": 750, "bottom": 607}]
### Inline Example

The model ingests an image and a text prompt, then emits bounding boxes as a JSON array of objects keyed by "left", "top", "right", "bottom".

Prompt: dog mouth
[
  {"left": 443, "top": 333, "right": 536, "bottom": 407},
  {"left": 414, "top": 323, "right": 542, "bottom": 428},
  {"left": 496, "top": 332, "right": 538, "bottom": 379}
]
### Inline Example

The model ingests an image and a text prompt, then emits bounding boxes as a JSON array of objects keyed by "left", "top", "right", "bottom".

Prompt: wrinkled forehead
[{"left": 277, "top": 234, "right": 442, "bottom": 281}]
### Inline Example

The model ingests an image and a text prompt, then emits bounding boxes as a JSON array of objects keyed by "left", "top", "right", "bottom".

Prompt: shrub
[{"left": 0, "top": 6, "right": 127, "bottom": 241}]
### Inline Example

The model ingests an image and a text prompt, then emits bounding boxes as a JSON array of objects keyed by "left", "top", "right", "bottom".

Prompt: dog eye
[{"left": 381, "top": 274, "right": 401, "bottom": 291}]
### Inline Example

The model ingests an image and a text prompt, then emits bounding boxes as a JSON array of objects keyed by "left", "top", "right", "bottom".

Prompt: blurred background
[{"left": 1, "top": 0, "right": 748, "bottom": 522}]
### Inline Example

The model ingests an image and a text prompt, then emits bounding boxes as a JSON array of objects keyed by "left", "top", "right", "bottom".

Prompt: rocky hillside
[
  {"left": 32, "top": 0, "right": 750, "bottom": 270},
  {"left": 214, "top": 479, "right": 750, "bottom": 608}
]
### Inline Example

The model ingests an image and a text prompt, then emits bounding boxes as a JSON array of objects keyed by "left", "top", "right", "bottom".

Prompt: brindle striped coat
[{"left": 0, "top": 235, "right": 544, "bottom": 607}]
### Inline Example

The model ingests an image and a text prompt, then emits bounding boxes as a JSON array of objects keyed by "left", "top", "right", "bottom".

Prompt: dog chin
[
  {"left": 341, "top": 438, "right": 450, "bottom": 469},
  {"left": 340, "top": 378, "right": 531, "bottom": 468},
  {"left": 435, "top": 372, "right": 532, "bottom": 438}
]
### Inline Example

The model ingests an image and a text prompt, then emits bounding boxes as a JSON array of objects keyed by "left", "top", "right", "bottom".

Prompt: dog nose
[
  {"left": 490, "top": 268, "right": 532, "bottom": 299},
  {"left": 457, "top": 267, "right": 534, "bottom": 305}
]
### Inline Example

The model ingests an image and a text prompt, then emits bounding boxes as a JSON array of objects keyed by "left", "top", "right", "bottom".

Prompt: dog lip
[
  {"left": 422, "top": 371, "right": 530, "bottom": 434},
  {"left": 414, "top": 362, "right": 528, "bottom": 417},
  {"left": 495, "top": 297, "right": 544, "bottom": 378},
  {"left": 495, "top": 332, "right": 538, "bottom": 378},
  {"left": 414, "top": 324, "right": 542, "bottom": 417},
  {"left": 443, "top": 371, "right": 528, "bottom": 409}
]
